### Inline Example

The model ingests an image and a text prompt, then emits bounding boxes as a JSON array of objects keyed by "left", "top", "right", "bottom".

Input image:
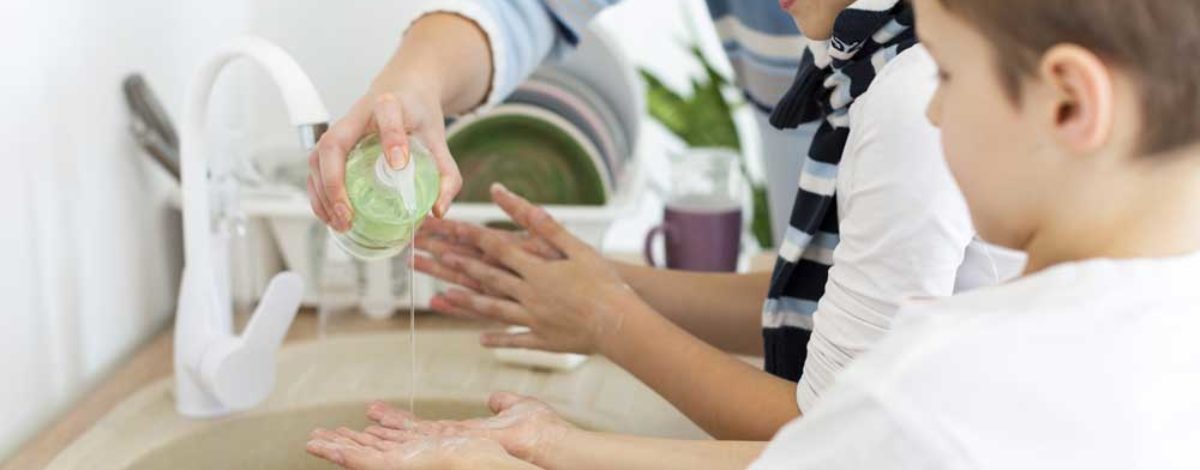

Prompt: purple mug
[{"left": 643, "top": 201, "right": 742, "bottom": 272}]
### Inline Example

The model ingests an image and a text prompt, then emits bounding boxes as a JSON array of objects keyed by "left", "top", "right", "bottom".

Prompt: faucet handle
[
  {"left": 242, "top": 271, "right": 304, "bottom": 350},
  {"left": 199, "top": 271, "right": 303, "bottom": 411}
]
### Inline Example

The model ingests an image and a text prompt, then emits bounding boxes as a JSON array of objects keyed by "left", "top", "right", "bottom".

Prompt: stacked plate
[{"left": 447, "top": 68, "right": 634, "bottom": 206}]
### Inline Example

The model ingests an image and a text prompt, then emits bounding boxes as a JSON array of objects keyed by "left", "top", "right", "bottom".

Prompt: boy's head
[{"left": 914, "top": 0, "right": 1200, "bottom": 251}]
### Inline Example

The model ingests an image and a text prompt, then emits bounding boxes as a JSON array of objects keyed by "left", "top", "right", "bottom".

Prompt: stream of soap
[{"left": 409, "top": 219, "right": 417, "bottom": 414}]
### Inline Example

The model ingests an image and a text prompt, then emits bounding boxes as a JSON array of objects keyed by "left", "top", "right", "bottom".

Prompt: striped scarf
[{"left": 761, "top": 0, "right": 918, "bottom": 381}]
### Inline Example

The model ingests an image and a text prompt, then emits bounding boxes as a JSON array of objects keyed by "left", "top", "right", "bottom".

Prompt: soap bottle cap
[{"left": 374, "top": 141, "right": 423, "bottom": 212}]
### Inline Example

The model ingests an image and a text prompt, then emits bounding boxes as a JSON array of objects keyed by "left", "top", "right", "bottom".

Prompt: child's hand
[
  {"left": 358, "top": 392, "right": 575, "bottom": 467},
  {"left": 431, "top": 183, "right": 639, "bottom": 354},
  {"left": 306, "top": 429, "right": 516, "bottom": 470},
  {"left": 413, "top": 217, "right": 563, "bottom": 307}
]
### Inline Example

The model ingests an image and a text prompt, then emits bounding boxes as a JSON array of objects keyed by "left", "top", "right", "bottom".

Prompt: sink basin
[
  {"left": 48, "top": 331, "right": 705, "bottom": 469},
  {"left": 126, "top": 400, "right": 490, "bottom": 470}
]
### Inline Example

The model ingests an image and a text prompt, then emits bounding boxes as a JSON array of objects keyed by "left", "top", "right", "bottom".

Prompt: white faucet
[{"left": 175, "top": 36, "right": 329, "bottom": 417}]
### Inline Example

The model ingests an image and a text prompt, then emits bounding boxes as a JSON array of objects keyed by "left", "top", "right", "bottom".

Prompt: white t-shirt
[
  {"left": 793, "top": 44, "right": 1024, "bottom": 411},
  {"left": 751, "top": 251, "right": 1200, "bottom": 469}
]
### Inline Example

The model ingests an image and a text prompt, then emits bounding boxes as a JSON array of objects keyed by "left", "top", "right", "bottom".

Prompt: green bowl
[{"left": 447, "top": 105, "right": 609, "bottom": 205}]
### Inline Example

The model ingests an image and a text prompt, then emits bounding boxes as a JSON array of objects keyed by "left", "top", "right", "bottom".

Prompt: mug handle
[{"left": 643, "top": 224, "right": 666, "bottom": 268}]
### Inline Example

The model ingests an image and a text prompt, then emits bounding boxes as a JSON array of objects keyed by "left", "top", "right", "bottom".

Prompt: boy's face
[{"left": 914, "top": 0, "right": 1051, "bottom": 249}]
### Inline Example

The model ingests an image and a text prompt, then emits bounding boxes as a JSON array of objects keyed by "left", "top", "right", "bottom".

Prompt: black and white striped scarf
[{"left": 761, "top": 0, "right": 918, "bottom": 381}]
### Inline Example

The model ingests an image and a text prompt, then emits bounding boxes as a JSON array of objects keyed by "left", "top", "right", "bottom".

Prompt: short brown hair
[{"left": 937, "top": 0, "right": 1200, "bottom": 155}]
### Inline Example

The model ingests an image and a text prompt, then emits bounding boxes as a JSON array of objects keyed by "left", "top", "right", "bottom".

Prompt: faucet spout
[
  {"left": 299, "top": 122, "right": 329, "bottom": 150},
  {"left": 174, "top": 36, "right": 329, "bottom": 417}
]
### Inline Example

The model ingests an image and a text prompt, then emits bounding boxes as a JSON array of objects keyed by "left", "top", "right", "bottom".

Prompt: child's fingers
[
  {"left": 412, "top": 253, "right": 484, "bottom": 291},
  {"left": 365, "top": 425, "right": 421, "bottom": 442},
  {"left": 305, "top": 439, "right": 347, "bottom": 465},
  {"left": 428, "top": 294, "right": 491, "bottom": 322},
  {"left": 441, "top": 253, "right": 529, "bottom": 301},
  {"left": 479, "top": 330, "right": 543, "bottom": 350},
  {"left": 443, "top": 289, "right": 531, "bottom": 326},
  {"left": 366, "top": 401, "right": 418, "bottom": 428},
  {"left": 490, "top": 183, "right": 590, "bottom": 257},
  {"left": 336, "top": 443, "right": 386, "bottom": 470},
  {"left": 487, "top": 391, "right": 536, "bottom": 415},
  {"left": 474, "top": 230, "right": 541, "bottom": 276},
  {"left": 414, "top": 235, "right": 482, "bottom": 260},
  {"left": 337, "top": 427, "right": 391, "bottom": 451}
]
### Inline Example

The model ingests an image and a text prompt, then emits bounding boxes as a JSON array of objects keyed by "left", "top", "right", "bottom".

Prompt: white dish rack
[{"left": 237, "top": 159, "right": 644, "bottom": 311}]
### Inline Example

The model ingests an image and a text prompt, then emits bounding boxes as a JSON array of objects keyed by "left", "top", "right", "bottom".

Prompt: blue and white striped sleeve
[{"left": 398, "top": 0, "right": 620, "bottom": 114}]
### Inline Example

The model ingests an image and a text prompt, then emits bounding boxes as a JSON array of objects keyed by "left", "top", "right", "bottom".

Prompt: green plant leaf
[
  {"left": 751, "top": 185, "right": 774, "bottom": 247},
  {"left": 688, "top": 76, "right": 740, "bottom": 149},
  {"left": 640, "top": 69, "right": 690, "bottom": 138},
  {"left": 691, "top": 45, "right": 731, "bottom": 87}
]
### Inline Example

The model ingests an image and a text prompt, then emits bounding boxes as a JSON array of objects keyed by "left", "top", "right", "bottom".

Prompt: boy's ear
[{"left": 1038, "top": 44, "right": 1115, "bottom": 155}]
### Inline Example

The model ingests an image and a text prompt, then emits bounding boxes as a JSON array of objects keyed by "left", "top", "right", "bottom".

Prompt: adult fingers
[
  {"left": 314, "top": 98, "right": 375, "bottom": 232},
  {"left": 308, "top": 175, "right": 333, "bottom": 224},
  {"left": 372, "top": 93, "right": 410, "bottom": 170},
  {"left": 316, "top": 141, "right": 354, "bottom": 232},
  {"left": 419, "top": 123, "right": 462, "bottom": 218},
  {"left": 309, "top": 148, "right": 340, "bottom": 229}
]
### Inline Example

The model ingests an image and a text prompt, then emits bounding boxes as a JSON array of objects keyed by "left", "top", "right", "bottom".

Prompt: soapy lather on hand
[{"left": 306, "top": 392, "right": 570, "bottom": 470}]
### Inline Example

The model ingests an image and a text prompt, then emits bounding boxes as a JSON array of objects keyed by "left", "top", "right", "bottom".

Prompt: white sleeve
[
  {"left": 752, "top": 309, "right": 969, "bottom": 470},
  {"left": 395, "top": 0, "right": 557, "bottom": 115},
  {"left": 750, "top": 386, "right": 953, "bottom": 470},
  {"left": 794, "top": 46, "right": 977, "bottom": 411},
  {"left": 397, "top": 0, "right": 620, "bottom": 114}
]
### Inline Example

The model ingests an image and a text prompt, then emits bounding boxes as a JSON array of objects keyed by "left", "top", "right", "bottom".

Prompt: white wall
[{"left": 0, "top": 0, "right": 251, "bottom": 459}]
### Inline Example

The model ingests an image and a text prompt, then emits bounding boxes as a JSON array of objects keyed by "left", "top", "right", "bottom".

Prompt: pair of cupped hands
[
  {"left": 306, "top": 392, "right": 565, "bottom": 470},
  {"left": 308, "top": 182, "right": 641, "bottom": 469}
]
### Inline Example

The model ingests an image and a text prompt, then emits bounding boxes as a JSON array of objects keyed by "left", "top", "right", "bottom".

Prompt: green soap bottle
[{"left": 330, "top": 133, "right": 440, "bottom": 260}]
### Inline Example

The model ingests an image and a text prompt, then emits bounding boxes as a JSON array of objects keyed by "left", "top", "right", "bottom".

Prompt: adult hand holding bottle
[{"left": 309, "top": 13, "right": 494, "bottom": 231}]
